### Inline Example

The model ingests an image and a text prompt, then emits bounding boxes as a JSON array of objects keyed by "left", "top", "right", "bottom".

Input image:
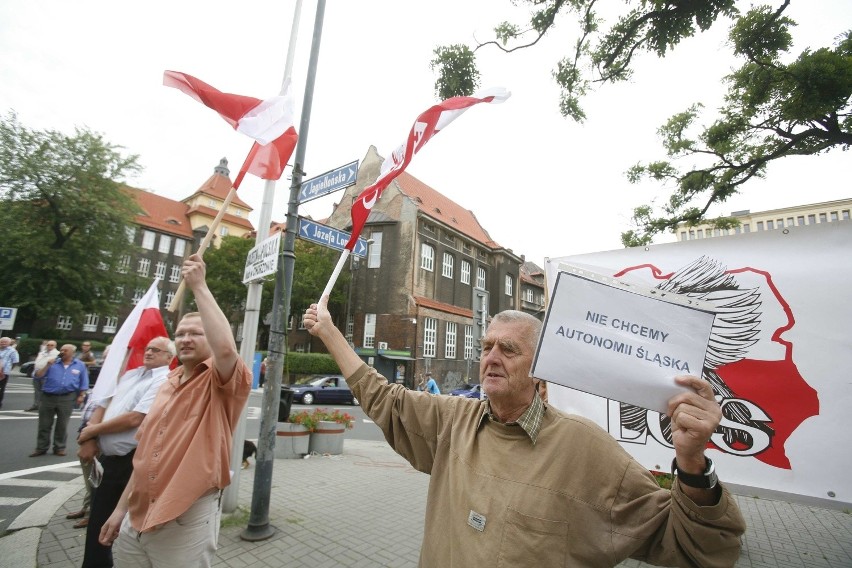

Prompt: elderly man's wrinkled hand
[{"left": 667, "top": 375, "right": 721, "bottom": 466}]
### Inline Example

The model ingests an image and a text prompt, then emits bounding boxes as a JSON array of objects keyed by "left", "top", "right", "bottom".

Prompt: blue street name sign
[
  {"left": 299, "top": 160, "right": 358, "bottom": 204},
  {"left": 297, "top": 218, "right": 368, "bottom": 258}
]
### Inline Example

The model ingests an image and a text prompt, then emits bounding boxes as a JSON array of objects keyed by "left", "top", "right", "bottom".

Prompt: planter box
[
  {"left": 274, "top": 422, "right": 310, "bottom": 459},
  {"left": 308, "top": 420, "right": 345, "bottom": 455}
]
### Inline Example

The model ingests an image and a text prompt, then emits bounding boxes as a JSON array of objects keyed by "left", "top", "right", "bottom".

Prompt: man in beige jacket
[{"left": 304, "top": 296, "right": 745, "bottom": 567}]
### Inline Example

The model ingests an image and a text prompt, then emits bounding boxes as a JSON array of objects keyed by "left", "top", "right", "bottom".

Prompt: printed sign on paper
[{"left": 531, "top": 267, "right": 715, "bottom": 413}]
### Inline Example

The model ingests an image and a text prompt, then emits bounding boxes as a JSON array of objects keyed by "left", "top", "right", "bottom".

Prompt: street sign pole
[
  {"left": 223, "top": 0, "right": 304, "bottom": 517},
  {"left": 241, "top": 0, "right": 326, "bottom": 542}
]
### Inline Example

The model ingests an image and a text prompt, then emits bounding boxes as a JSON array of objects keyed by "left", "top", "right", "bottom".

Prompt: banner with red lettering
[{"left": 543, "top": 220, "right": 851, "bottom": 507}]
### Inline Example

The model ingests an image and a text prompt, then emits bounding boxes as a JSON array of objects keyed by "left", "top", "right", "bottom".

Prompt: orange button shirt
[{"left": 129, "top": 357, "right": 251, "bottom": 532}]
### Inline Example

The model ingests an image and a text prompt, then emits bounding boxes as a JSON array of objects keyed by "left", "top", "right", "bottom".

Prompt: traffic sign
[
  {"left": 0, "top": 307, "right": 17, "bottom": 331},
  {"left": 298, "top": 218, "right": 368, "bottom": 257},
  {"left": 243, "top": 232, "right": 281, "bottom": 284},
  {"left": 299, "top": 160, "right": 358, "bottom": 204}
]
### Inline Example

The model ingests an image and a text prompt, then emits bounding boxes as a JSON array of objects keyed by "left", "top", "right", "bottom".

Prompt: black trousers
[{"left": 82, "top": 450, "right": 135, "bottom": 568}]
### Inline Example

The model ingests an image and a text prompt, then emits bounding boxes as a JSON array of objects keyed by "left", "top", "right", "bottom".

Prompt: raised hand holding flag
[{"left": 320, "top": 88, "right": 511, "bottom": 300}]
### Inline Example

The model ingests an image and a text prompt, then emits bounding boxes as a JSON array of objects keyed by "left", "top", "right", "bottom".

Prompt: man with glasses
[
  {"left": 76, "top": 336, "right": 174, "bottom": 567},
  {"left": 100, "top": 253, "right": 251, "bottom": 567}
]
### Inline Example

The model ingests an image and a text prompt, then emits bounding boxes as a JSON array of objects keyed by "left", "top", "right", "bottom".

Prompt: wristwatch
[{"left": 671, "top": 457, "right": 718, "bottom": 489}]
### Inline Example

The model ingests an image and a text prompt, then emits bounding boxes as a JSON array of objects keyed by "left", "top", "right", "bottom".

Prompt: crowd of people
[
  {"left": 2, "top": 252, "right": 749, "bottom": 567},
  {"left": 4, "top": 254, "right": 250, "bottom": 567}
]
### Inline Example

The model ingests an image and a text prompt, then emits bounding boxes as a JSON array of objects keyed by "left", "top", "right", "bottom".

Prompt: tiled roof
[
  {"left": 414, "top": 296, "right": 473, "bottom": 318},
  {"left": 183, "top": 172, "right": 253, "bottom": 211},
  {"left": 185, "top": 204, "right": 255, "bottom": 230},
  {"left": 394, "top": 172, "right": 500, "bottom": 249},
  {"left": 520, "top": 260, "right": 545, "bottom": 285},
  {"left": 125, "top": 186, "right": 194, "bottom": 238}
]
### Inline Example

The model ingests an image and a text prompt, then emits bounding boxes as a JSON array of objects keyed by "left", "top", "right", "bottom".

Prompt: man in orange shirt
[{"left": 99, "top": 253, "right": 251, "bottom": 566}]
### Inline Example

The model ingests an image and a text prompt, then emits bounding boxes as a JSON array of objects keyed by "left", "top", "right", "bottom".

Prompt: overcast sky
[{"left": 1, "top": 1, "right": 849, "bottom": 267}]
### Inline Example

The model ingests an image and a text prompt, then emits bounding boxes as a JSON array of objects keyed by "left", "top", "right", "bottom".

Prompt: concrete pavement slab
[{"left": 10, "top": 438, "right": 852, "bottom": 567}]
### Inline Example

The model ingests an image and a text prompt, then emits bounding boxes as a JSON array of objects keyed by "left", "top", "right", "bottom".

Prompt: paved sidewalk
[{"left": 10, "top": 439, "right": 852, "bottom": 567}]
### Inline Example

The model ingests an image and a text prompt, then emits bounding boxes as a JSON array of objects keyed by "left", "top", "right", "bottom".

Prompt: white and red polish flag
[
  {"left": 90, "top": 279, "right": 170, "bottom": 403},
  {"left": 163, "top": 70, "right": 298, "bottom": 187},
  {"left": 344, "top": 88, "right": 510, "bottom": 250}
]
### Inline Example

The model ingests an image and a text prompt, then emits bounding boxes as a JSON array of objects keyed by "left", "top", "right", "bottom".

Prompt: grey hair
[
  {"left": 151, "top": 336, "right": 177, "bottom": 357},
  {"left": 491, "top": 310, "right": 542, "bottom": 348}
]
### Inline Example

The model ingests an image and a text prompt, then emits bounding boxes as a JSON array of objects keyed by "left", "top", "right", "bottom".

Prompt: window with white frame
[
  {"left": 220, "top": 226, "right": 229, "bottom": 237},
  {"left": 98, "top": 251, "right": 109, "bottom": 271},
  {"left": 460, "top": 260, "right": 471, "bottom": 285},
  {"left": 346, "top": 314, "right": 354, "bottom": 344},
  {"left": 125, "top": 226, "right": 136, "bottom": 243},
  {"left": 173, "top": 239, "right": 186, "bottom": 257},
  {"left": 476, "top": 266, "right": 486, "bottom": 289},
  {"left": 158, "top": 234, "right": 172, "bottom": 254},
  {"left": 464, "top": 325, "right": 474, "bottom": 360},
  {"left": 367, "top": 231, "right": 382, "bottom": 268},
  {"left": 364, "top": 313, "right": 376, "bottom": 348},
  {"left": 165, "top": 291, "right": 175, "bottom": 307},
  {"left": 112, "top": 286, "right": 124, "bottom": 302},
  {"left": 423, "top": 317, "right": 437, "bottom": 357},
  {"left": 169, "top": 264, "right": 181, "bottom": 283},
  {"left": 154, "top": 261, "right": 167, "bottom": 279},
  {"left": 442, "top": 252, "right": 454, "bottom": 278},
  {"left": 523, "top": 288, "right": 534, "bottom": 303},
  {"left": 103, "top": 316, "right": 118, "bottom": 334},
  {"left": 132, "top": 288, "right": 144, "bottom": 305},
  {"left": 57, "top": 315, "right": 73, "bottom": 331},
  {"left": 421, "top": 243, "right": 434, "bottom": 271},
  {"left": 505, "top": 274, "right": 514, "bottom": 296},
  {"left": 141, "top": 230, "right": 156, "bottom": 250},
  {"left": 138, "top": 258, "right": 151, "bottom": 276},
  {"left": 82, "top": 313, "right": 99, "bottom": 332},
  {"left": 209, "top": 198, "right": 217, "bottom": 208},
  {"left": 445, "top": 322, "right": 457, "bottom": 359},
  {"left": 117, "top": 254, "right": 131, "bottom": 274}
]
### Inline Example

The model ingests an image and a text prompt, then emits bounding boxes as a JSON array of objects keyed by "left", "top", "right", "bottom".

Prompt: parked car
[
  {"left": 20, "top": 361, "right": 35, "bottom": 377},
  {"left": 289, "top": 375, "right": 358, "bottom": 405},
  {"left": 449, "top": 383, "right": 485, "bottom": 399}
]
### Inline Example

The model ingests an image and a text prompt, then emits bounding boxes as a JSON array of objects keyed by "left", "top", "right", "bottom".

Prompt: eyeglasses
[
  {"left": 144, "top": 347, "right": 167, "bottom": 354},
  {"left": 174, "top": 331, "right": 205, "bottom": 341}
]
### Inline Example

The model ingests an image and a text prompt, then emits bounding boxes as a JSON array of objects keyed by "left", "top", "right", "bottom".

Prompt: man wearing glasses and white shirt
[{"left": 77, "top": 336, "right": 174, "bottom": 568}]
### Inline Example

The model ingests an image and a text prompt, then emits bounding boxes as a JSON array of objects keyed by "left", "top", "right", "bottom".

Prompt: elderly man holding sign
[{"left": 304, "top": 296, "right": 744, "bottom": 567}]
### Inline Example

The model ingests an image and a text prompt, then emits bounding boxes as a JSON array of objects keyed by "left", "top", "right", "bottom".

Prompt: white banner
[
  {"left": 545, "top": 221, "right": 852, "bottom": 507},
  {"left": 533, "top": 268, "right": 715, "bottom": 413}
]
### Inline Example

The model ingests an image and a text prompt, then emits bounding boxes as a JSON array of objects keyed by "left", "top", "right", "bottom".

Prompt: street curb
[
  {"left": 7, "top": 475, "right": 82, "bottom": 531},
  {"left": 0, "top": 527, "right": 40, "bottom": 568}
]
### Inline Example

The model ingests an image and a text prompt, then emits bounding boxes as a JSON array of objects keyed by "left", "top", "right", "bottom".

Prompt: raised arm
[
  {"left": 667, "top": 375, "right": 724, "bottom": 505},
  {"left": 182, "top": 253, "right": 239, "bottom": 378}
]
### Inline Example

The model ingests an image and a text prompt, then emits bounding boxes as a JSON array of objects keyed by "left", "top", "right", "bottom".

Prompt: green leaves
[
  {"left": 0, "top": 112, "right": 142, "bottom": 323},
  {"left": 430, "top": 44, "right": 481, "bottom": 100},
  {"left": 430, "top": 2, "right": 849, "bottom": 248}
]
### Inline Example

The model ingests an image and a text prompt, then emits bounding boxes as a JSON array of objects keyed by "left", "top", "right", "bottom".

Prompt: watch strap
[{"left": 671, "top": 457, "right": 718, "bottom": 489}]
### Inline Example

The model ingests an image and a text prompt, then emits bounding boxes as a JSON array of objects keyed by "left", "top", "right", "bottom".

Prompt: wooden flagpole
[{"left": 167, "top": 186, "right": 238, "bottom": 312}]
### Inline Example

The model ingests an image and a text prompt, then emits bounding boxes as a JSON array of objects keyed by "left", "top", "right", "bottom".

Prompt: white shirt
[{"left": 97, "top": 365, "right": 169, "bottom": 456}]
